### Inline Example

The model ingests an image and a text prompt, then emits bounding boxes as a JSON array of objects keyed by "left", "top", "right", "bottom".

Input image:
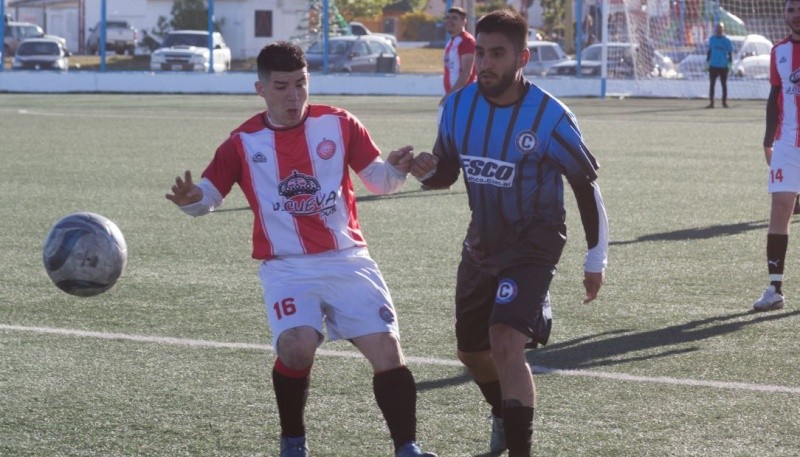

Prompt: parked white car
[
  {"left": 547, "top": 42, "right": 677, "bottom": 79},
  {"left": 11, "top": 37, "right": 70, "bottom": 71},
  {"left": 149, "top": 30, "right": 231, "bottom": 73},
  {"left": 677, "top": 34, "right": 772, "bottom": 79},
  {"left": 523, "top": 40, "right": 568, "bottom": 76}
]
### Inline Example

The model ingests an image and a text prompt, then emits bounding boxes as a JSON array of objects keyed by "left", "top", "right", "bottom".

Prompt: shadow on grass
[
  {"left": 417, "top": 309, "right": 800, "bottom": 392},
  {"left": 531, "top": 309, "right": 800, "bottom": 370},
  {"left": 610, "top": 219, "right": 773, "bottom": 246}
]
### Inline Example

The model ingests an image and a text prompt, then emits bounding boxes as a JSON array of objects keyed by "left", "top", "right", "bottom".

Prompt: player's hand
[
  {"left": 764, "top": 146, "right": 773, "bottom": 165},
  {"left": 166, "top": 170, "right": 203, "bottom": 207},
  {"left": 410, "top": 152, "right": 439, "bottom": 179},
  {"left": 387, "top": 145, "right": 415, "bottom": 174},
  {"left": 582, "top": 270, "right": 605, "bottom": 304}
]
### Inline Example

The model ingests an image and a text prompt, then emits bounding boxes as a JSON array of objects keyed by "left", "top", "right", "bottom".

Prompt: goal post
[{"left": 569, "top": 0, "right": 789, "bottom": 99}]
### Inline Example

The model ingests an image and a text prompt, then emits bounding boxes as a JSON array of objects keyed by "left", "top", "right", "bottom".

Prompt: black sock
[
  {"left": 272, "top": 359, "right": 311, "bottom": 438},
  {"left": 475, "top": 379, "right": 503, "bottom": 418},
  {"left": 503, "top": 406, "right": 534, "bottom": 457},
  {"left": 373, "top": 366, "right": 417, "bottom": 451},
  {"left": 767, "top": 234, "right": 788, "bottom": 294}
]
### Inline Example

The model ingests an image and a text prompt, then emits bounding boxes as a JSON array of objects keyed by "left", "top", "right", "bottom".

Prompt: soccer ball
[{"left": 43, "top": 212, "right": 128, "bottom": 297}]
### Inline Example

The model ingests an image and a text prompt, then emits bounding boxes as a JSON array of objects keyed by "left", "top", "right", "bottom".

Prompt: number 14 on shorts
[{"left": 771, "top": 168, "right": 784, "bottom": 183}]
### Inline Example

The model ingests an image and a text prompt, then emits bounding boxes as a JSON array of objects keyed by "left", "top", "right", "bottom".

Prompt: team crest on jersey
[
  {"left": 379, "top": 305, "right": 395, "bottom": 324},
  {"left": 495, "top": 278, "right": 518, "bottom": 305},
  {"left": 316, "top": 139, "right": 337, "bottom": 160},
  {"left": 276, "top": 170, "right": 337, "bottom": 216},
  {"left": 515, "top": 130, "right": 538, "bottom": 156},
  {"left": 790, "top": 68, "right": 800, "bottom": 85},
  {"left": 252, "top": 152, "right": 267, "bottom": 163}
]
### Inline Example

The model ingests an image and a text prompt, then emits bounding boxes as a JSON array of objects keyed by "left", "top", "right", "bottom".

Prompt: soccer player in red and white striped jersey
[
  {"left": 754, "top": 0, "right": 800, "bottom": 311},
  {"left": 165, "top": 42, "right": 436, "bottom": 457}
]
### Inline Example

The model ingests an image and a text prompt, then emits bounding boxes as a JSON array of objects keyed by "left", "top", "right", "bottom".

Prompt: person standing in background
[
  {"left": 706, "top": 22, "right": 733, "bottom": 108},
  {"left": 441, "top": 7, "right": 476, "bottom": 111}
]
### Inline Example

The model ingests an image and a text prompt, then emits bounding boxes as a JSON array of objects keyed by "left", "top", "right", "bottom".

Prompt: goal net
[{"left": 573, "top": 0, "right": 788, "bottom": 99}]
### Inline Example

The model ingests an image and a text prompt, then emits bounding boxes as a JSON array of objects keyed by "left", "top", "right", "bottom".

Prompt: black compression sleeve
[
  {"left": 764, "top": 85, "right": 781, "bottom": 148},
  {"left": 571, "top": 181, "right": 600, "bottom": 249}
]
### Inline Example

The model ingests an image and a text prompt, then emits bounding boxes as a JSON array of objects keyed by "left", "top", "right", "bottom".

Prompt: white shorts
[
  {"left": 768, "top": 142, "right": 800, "bottom": 193},
  {"left": 259, "top": 247, "right": 400, "bottom": 347}
]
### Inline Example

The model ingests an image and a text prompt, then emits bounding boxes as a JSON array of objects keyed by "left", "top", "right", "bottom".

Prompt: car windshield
[
  {"left": 163, "top": 34, "right": 208, "bottom": 48},
  {"left": 581, "top": 45, "right": 630, "bottom": 61},
  {"left": 307, "top": 40, "right": 350, "bottom": 55},
  {"left": 17, "top": 42, "right": 59, "bottom": 56}
]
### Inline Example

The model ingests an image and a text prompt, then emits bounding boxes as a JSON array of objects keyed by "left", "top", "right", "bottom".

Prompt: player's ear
[
  {"left": 255, "top": 80, "right": 266, "bottom": 97},
  {"left": 519, "top": 46, "right": 531, "bottom": 69}
]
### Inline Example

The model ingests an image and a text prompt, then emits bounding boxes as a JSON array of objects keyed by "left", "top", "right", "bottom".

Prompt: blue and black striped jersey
[{"left": 424, "top": 80, "right": 600, "bottom": 272}]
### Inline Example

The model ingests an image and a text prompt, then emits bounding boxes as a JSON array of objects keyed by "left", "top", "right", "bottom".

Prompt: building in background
[{"left": 5, "top": 0, "right": 311, "bottom": 57}]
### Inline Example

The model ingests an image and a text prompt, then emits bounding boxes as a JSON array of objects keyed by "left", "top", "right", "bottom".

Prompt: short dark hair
[
  {"left": 447, "top": 7, "right": 466, "bottom": 18},
  {"left": 257, "top": 41, "right": 306, "bottom": 80},
  {"left": 475, "top": 9, "right": 527, "bottom": 52}
]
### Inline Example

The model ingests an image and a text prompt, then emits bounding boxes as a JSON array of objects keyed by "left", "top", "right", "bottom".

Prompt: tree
[
  {"left": 539, "top": 0, "right": 568, "bottom": 36},
  {"left": 337, "top": 0, "right": 392, "bottom": 20},
  {"left": 151, "top": 0, "right": 224, "bottom": 39},
  {"left": 171, "top": 0, "right": 211, "bottom": 30}
]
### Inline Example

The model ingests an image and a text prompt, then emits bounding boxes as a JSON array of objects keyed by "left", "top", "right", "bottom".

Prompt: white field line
[
  {"left": 14, "top": 108, "right": 241, "bottom": 121},
  {"left": 3, "top": 323, "right": 800, "bottom": 395}
]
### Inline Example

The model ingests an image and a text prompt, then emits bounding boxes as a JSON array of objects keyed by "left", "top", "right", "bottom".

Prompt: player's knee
[
  {"left": 488, "top": 326, "right": 526, "bottom": 365},
  {"left": 457, "top": 349, "right": 492, "bottom": 370},
  {"left": 276, "top": 326, "right": 319, "bottom": 368}
]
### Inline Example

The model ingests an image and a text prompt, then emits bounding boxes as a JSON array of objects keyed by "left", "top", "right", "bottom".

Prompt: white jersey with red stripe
[
  {"left": 770, "top": 37, "right": 800, "bottom": 147},
  {"left": 443, "top": 31, "right": 476, "bottom": 93},
  {"left": 200, "top": 105, "right": 383, "bottom": 260}
]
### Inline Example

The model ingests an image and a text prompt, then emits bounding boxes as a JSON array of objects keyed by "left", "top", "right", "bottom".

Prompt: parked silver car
[
  {"left": 4, "top": 21, "right": 66, "bottom": 56},
  {"left": 677, "top": 34, "right": 773, "bottom": 79},
  {"left": 306, "top": 35, "right": 399, "bottom": 73}
]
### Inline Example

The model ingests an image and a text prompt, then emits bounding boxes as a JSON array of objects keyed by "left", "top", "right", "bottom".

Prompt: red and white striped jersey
[
  {"left": 201, "top": 104, "right": 381, "bottom": 260},
  {"left": 443, "top": 31, "right": 476, "bottom": 93},
  {"left": 770, "top": 37, "right": 800, "bottom": 147}
]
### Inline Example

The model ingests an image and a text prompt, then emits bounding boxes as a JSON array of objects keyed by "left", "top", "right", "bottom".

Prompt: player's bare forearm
[
  {"left": 165, "top": 170, "right": 203, "bottom": 207},
  {"left": 764, "top": 146, "right": 773, "bottom": 165}
]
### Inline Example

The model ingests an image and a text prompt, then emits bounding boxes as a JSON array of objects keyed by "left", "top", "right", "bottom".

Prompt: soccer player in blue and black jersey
[{"left": 411, "top": 10, "right": 609, "bottom": 457}]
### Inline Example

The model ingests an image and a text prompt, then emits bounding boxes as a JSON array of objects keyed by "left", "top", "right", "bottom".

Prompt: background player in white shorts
[
  {"left": 753, "top": 0, "right": 800, "bottom": 312},
  {"left": 165, "top": 42, "right": 436, "bottom": 457}
]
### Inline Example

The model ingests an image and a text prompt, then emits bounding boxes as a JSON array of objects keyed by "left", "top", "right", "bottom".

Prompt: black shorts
[{"left": 455, "top": 257, "right": 555, "bottom": 353}]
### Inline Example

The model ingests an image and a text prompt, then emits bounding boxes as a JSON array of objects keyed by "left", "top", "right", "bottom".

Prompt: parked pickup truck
[
  {"left": 149, "top": 30, "right": 231, "bottom": 73},
  {"left": 86, "top": 20, "right": 138, "bottom": 55},
  {"left": 348, "top": 21, "right": 397, "bottom": 49}
]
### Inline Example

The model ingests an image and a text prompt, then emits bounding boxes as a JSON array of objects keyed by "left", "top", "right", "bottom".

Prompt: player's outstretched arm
[{"left": 165, "top": 170, "right": 203, "bottom": 207}]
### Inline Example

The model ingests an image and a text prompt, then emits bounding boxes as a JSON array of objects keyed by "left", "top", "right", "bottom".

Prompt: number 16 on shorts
[{"left": 273, "top": 297, "right": 297, "bottom": 320}]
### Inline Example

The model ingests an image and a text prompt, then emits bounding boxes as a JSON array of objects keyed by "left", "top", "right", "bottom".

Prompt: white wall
[{"left": 0, "top": 71, "right": 772, "bottom": 100}]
